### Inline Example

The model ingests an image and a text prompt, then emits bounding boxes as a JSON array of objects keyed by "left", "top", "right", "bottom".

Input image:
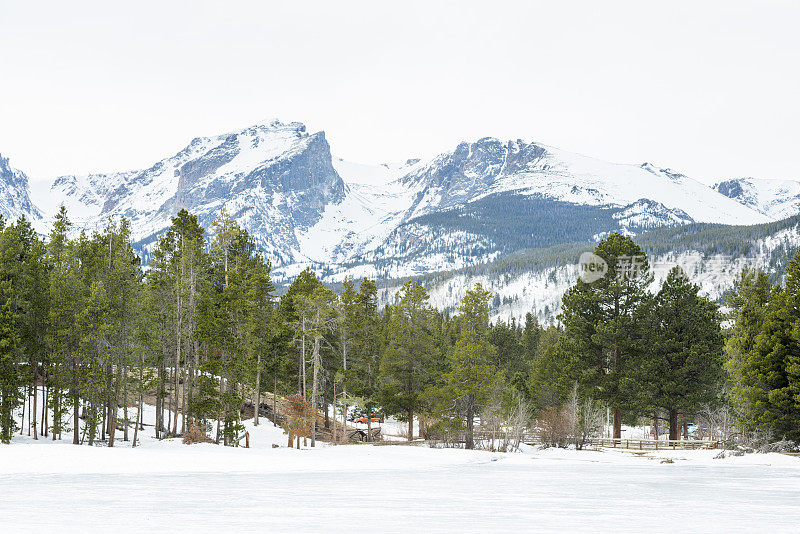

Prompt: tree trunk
[
  {"left": 52, "top": 385, "right": 59, "bottom": 441},
  {"left": 408, "top": 408, "right": 413, "bottom": 441},
  {"left": 342, "top": 404, "right": 347, "bottom": 444},
  {"left": 301, "top": 318, "right": 307, "bottom": 399},
  {"left": 107, "top": 401, "right": 116, "bottom": 447},
  {"left": 668, "top": 409, "right": 678, "bottom": 441},
  {"left": 180, "top": 365, "right": 186, "bottom": 435},
  {"left": 123, "top": 384, "right": 129, "bottom": 442},
  {"left": 19, "top": 384, "right": 25, "bottom": 435},
  {"left": 311, "top": 336, "right": 320, "bottom": 447},
  {"left": 683, "top": 421, "right": 689, "bottom": 440},
  {"left": 254, "top": 353, "right": 261, "bottom": 426},
  {"left": 612, "top": 408, "right": 622, "bottom": 439},
  {"left": 332, "top": 380, "right": 337, "bottom": 444},
  {"left": 465, "top": 403, "right": 475, "bottom": 450},
  {"left": 273, "top": 374, "right": 277, "bottom": 427},
  {"left": 173, "top": 285, "right": 181, "bottom": 437},
  {"left": 108, "top": 362, "right": 118, "bottom": 447},
  {"left": 133, "top": 355, "right": 144, "bottom": 447},
  {"left": 32, "top": 364, "right": 38, "bottom": 440},
  {"left": 133, "top": 390, "right": 142, "bottom": 448},
  {"left": 41, "top": 383, "right": 48, "bottom": 438},
  {"left": 653, "top": 412, "right": 659, "bottom": 440}
]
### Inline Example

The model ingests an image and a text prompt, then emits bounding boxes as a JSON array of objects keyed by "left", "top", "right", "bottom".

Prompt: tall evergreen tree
[
  {"left": 437, "top": 283, "right": 498, "bottom": 449},
  {"left": 636, "top": 267, "right": 724, "bottom": 440},
  {"left": 732, "top": 253, "right": 800, "bottom": 441},
  {"left": 378, "top": 280, "right": 436, "bottom": 441},
  {"left": 559, "top": 233, "right": 651, "bottom": 438}
]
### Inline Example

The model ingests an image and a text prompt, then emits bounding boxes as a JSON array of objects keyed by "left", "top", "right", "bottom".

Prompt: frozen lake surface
[
  {"left": 3, "top": 396, "right": 798, "bottom": 533},
  {"left": 3, "top": 448, "right": 799, "bottom": 533}
]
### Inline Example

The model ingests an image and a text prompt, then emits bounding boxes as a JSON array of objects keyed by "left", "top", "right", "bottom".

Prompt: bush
[
  {"left": 536, "top": 386, "right": 603, "bottom": 449},
  {"left": 283, "top": 395, "right": 314, "bottom": 448},
  {"left": 183, "top": 423, "right": 212, "bottom": 445},
  {"left": 536, "top": 405, "right": 572, "bottom": 448}
]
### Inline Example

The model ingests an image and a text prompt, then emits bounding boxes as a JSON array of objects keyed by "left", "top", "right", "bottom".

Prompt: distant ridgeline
[{"left": 370, "top": 213, "right": 800, "bottom": 322}]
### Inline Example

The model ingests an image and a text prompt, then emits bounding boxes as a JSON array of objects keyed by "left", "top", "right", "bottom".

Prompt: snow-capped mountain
[
  {"left": 1, "top": 119, "right": 787, "bottom": 285},
  {"left": 0, "top": 154, "right": 41, "bottom": 223},
  {"left": 714, "top": 177, "right": 800, "bottom": 220},
  {"left": 286, "top": 137, "right": 771, "bottom": 281},
  {"left": 48, "top": 120, "right": 346, "bottom": 264},
  {"left": 3, "top": 119, "right": 800, "bottom": 324},
  {"left": 397, "top": 139, "right": 765, "bottom": 225}
]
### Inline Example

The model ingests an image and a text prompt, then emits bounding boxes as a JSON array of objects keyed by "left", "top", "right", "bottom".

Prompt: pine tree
[
  {"left": 349, "top": 278, "right": 381, "bottom": 439},
  {"left": 437, "top": 283, "right": 498, "bottom": 449},
  {"left": 0, "top": 275, "right": 19, "bottom": 442},
  {"left": 279, "top": 268, "right": 325, "bottom": 398},
  {"left": 636, "top": 267, "right": 724, "bottom": 440},
  {"left": 294, "top": 285, "right": 338, "bottom": 446},
  {"left": 378, "top": 280, "right": 436, "bottom": 441},
  {"left": 732, "top": 252, "right": 800, "bottom": 441},
  {"left": 724, "top": 268, "right": 772, "bottom": 434},
  {"left": 559, "top": 233, "right": 651, "bottom": 438},
  {"left": 337, "top": 278, "right": 358, "bottom": 436},
  {"left": 242, "top": 251, "right": 275, "bottom": 426},
  {"left": 46, "top": 207, "right": 83, "bottom": 443}
]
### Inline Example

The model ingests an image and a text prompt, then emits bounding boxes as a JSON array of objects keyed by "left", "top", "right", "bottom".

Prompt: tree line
[
  {"left": 0, "top": 208, "right": 796, "bottom": 448},
  {"left": 0, "top": 207, "right": 540, "bottom": 448}
]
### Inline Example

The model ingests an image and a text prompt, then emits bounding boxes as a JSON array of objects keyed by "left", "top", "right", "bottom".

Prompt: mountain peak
[
  {"left": 713, "top": 177, "right": 800, "bottom": 220},
  {"left": 0, "top": 153, "right": 41, "bottom": 222}
]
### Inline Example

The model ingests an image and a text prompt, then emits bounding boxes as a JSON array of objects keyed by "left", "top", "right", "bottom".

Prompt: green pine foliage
[
  {"left": 635, "top": 267, "right": 725, "bottom": 439},
  {"left": 726, "top": 255, "right": 800, "bottom": 441},
  {"left": 377, "top": 281, "right": 437, "bottom": 440},
  {"left": 0, "top": 208, "right": 798, "bottom": 448}
]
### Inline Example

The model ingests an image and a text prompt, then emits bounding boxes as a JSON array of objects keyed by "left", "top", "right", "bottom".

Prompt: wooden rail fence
[{"left": 585, "top": 438, "right": 721, "bottom": 450}]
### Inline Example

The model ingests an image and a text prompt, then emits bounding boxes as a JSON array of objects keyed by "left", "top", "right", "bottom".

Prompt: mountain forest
[{"left": 0, "top": 207, "right": 798, "bottom": 449}]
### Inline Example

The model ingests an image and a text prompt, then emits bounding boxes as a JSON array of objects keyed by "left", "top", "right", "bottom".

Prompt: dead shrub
[
  {"left": 183, "top": 423, "right": 213, "bottom": 445},
  {"left": 283, "top": 395, "right": 314, "bottom": 448},
  {"left": 536, "top": 405, "right": 572, "bottom": 448}
]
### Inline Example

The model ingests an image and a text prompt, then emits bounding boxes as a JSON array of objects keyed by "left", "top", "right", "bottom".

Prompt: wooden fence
[{"left": 585, "top": 437, "right": 721, "bottom": 450}]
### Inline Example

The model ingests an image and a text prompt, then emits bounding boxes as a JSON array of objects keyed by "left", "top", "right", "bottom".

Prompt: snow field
[{"left": 3, "top": 388, "right": 800, "bottom": 533}]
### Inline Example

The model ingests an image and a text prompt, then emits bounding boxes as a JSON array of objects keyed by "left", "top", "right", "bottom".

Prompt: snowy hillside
[
  {"left": 0, "top": 154, "right": 41, "bottom": 223},
  {"left": 47, "top": 120, "right": 346, "bottom": 265},
  {"left": 3, "top": 119, "right": 797, "bottom": 297},
  {"left": 13, "top": 122, "right": 769, "bottom": 272},
  {"left": 399, "top": 139, "right": 769, "bottom": 225},
  {"left": 373, "top": 216, "right": 800, "bottom": 324},
  {"left": 714, "top": 177, "right": 800, "bottom": 220}
]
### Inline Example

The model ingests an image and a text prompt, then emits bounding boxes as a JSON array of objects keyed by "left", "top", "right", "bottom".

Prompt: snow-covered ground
[
  {"left": 3, "top": 389, "right": 800, "bottom": 533},
  {"left": 2, "top": 436, "right": 799, "bottom": 533},
  {"left": 3, "top": 389, "right": 800, "bottom": 532}
]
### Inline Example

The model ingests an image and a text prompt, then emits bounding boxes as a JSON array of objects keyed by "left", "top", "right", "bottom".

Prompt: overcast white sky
[{"left": 1, "top": 1, "right": 799, "bottom": 185}]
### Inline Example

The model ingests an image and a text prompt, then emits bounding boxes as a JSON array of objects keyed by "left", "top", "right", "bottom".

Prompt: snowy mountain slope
[
  {"left": 286, "top": 138, "right": 766, "bottom": 279},
  {"left": 714, "top": 177, "right": 800, "bottom": 220},
  {"left": 292, "top": 158, "right": 424, "bottom": 263},
  {"left": 399, "top": 138, "right": 770, "bottom": 225},
  {"left": 374, "top": 216, "right": 800, "bottom": 325},
  {"left": 6, "top": 119, "right": 785, "bottom": 283},
  {"left": 46, "top": 120, "right": 346, "bottom": 264},
  {"left": 0, "top": 154, "right": 41, "bottom": 223}
]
